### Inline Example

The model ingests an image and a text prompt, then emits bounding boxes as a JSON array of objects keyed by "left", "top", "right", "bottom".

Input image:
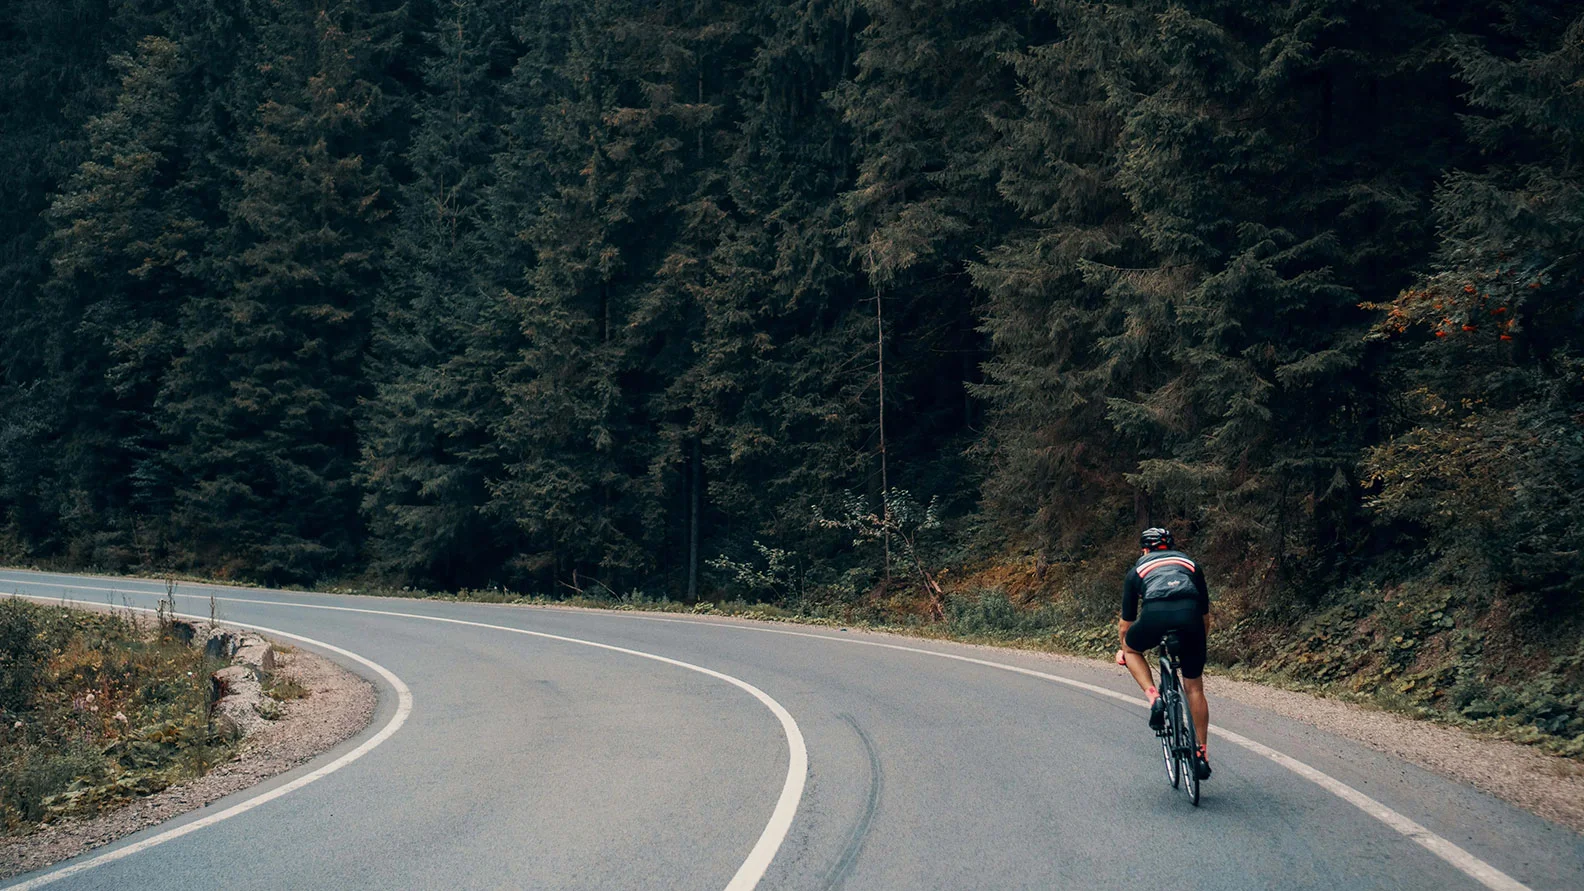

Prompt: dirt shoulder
[{"left": 0, "top": 642, "right": 375, "bottom": 881}]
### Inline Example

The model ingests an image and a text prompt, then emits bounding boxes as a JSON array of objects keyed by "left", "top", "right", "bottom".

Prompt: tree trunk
[
  {"left": 876, "top": 286, "right": 889, "bottom": 588},
  {"left": 687, "top": 438, "right": 701, "bottom": 601}
]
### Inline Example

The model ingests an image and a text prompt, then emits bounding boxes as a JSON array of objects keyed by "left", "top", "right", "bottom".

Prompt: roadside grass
[
  {"left": 264, "top": 673, "right": 308, "bottom": 702},
  {"left": 0, "top": 598, "right": 233, "bottom": 835}
]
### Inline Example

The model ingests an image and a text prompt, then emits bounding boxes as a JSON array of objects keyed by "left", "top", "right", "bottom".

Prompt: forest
[{"left": 1, "top": 0, "right": 1581, "bottom": 726}]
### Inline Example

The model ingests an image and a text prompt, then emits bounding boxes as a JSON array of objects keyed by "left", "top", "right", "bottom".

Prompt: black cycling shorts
[{"left": 1124, "top": 600, "right": 1207, "bottom": 679}]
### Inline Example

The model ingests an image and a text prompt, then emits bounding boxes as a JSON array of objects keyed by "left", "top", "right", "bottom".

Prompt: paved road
[{"left": 2, "top": 569, "right": 1580, "bottom": 890}]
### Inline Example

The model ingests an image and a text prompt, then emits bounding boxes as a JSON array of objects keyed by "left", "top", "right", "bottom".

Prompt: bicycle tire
[
  {"left": 1177, "top": 692, "right": 1200, "bottom": 806},
  {"left": 1156, "top": 652, "right": 1181, "bottom": 789},
  {"left": 1161, "top": 690, "right": 1180, "bottom": 789}
]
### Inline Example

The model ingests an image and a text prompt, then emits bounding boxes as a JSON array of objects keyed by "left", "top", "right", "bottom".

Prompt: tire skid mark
[{"left": 819, "top": 713, "right": 882, "bottom": 891}]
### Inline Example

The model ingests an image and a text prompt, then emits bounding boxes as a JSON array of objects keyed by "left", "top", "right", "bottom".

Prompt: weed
[{"left": 264, "top": 674, "right": 308, "bottom": 702}]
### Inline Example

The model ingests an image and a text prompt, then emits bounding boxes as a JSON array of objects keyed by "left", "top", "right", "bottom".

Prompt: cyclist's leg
[
  {"left": 1177, "top": 619, "right": 1210, "bottom": 751},
  {"left": 1182, "top": 676, "right": 1209, "bottom": 749},
  {"left": 1121, "top": 615, "right": 1162, "bottom": 694},
  {"left": 1121, "top": 648, "right": 1154, "bottom": 694}
]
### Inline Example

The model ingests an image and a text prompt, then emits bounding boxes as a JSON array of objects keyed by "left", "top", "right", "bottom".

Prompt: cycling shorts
[{"left": 1124, "top": 600, "right": 1206, "bottom": 679}]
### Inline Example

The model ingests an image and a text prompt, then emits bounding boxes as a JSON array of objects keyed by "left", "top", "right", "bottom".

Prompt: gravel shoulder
[
  {"left": 0, "top": 642, "right": 375, "bottom": 881},
  {"left": 1207, "top": 672, "right": 1584, "bottom": 833}
]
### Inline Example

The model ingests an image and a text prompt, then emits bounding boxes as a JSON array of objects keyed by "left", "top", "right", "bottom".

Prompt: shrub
[{"left": 0, "top": 598, "right": 47, "bottom": 712}]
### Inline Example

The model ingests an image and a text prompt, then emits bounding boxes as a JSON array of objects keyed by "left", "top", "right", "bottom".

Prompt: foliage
[
  {"left": 0, "top": 1, "right": 1580, "bottom": 754},
  {"left": 0, "top": 600, "right": 230, "bottom": 833},
  {"left": 708, "top": 541, "right": 805, "bottom": 602}
]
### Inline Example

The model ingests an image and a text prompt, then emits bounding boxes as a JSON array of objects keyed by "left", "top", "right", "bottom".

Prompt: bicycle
[{"left": 1155, "top": 631, "right": 1202, "bottom": 806}]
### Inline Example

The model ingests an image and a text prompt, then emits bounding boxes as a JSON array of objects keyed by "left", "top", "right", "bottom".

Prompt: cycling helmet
[{"left": 1139, "top": 527, "right": 1175, "bottom": 550}]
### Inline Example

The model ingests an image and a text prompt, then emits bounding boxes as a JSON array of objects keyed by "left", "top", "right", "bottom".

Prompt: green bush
[
  {"left": 0, "top": 598, "right": 47, "bottom": 712},
  {"left": 946, "top": 589, "right": 1057, "bottom": 638}
]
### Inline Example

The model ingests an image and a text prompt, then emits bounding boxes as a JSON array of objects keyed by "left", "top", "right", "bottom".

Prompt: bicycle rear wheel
[{"left": 1155, "top": 663, "right": 1180, "bottom": 789}]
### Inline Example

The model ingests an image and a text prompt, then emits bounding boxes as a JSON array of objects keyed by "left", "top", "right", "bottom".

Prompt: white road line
[
  {"left": 611, "top": 612, "right": 1535, "bottom": 891},
  {"left": 1, "top": 594, "right": 414, "bottom": 891},
  {"left": 0, "top": 574, "right": 1533, "bottom": 891},
  {"left": 0, "top": 581, "right": 806, "bottom": 891}
]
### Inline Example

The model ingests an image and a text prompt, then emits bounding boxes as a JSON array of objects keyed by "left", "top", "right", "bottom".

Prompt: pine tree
[
  {"left": 35, "top": 35, "right": 202, "bottom": 565},
  {"left": 832, "top": 0, "right": 1036, "bottom": 557},
  {"left": 0, "top": 0, "right": 125, "bottom": 556},
  {"left": 662, "top": 0, "right": 872, "bottom": 596},
  {"left": 977, "top": 1, "right": 1469, "bottom": 602},
  {"left": 157, "top": 0, "right": 397, "bottom": 582},
  {"left": 1363, "top": 3, "right": 1584, "bottom": 605},
  {"left": 490, "top": 0, "right": 730, "bottom": 590},
  {"left": 359, "top": 0, "right": 517, "bottom": 588}
]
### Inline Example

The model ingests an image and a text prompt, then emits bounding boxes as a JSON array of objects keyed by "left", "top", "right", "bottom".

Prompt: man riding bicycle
[{"left": 1117, "top": 527, "right": 1212, "bottom": 780}]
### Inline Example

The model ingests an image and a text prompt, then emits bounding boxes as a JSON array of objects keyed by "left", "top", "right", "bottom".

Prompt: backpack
[{"left": 1134, "top": 550, "right": 1198, "bottom": 603}]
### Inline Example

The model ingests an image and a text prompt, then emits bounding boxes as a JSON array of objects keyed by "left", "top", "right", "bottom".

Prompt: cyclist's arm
[
  {"left": 1193, "top": 566, "right": 1211, "bottom": 636},
  {"left": 1119, "top": 571, "right": 1142, "bottom": 647}
]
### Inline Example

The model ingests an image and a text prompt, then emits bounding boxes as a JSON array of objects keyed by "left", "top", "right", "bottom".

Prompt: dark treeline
[{"left": 2, "top": 0, "right": 1580, "bottom": 633}]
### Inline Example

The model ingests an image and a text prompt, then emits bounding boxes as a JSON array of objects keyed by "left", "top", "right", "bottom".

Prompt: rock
[
  {"left": 204, "top": 627, "right": 240, "bottom": 661},
  {"left": 232, "top": 634, "right": 275, "bottom": 675},
  {"left": 211, "top": 665, "right": 267, "bottom": 739}
]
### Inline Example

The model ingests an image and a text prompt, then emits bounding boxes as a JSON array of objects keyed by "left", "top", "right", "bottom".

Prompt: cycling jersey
[
  {"left": 1121, "top": 550, "right": 1209, "bottom": 622},
  {"left": 1121, "top": 548, "right": 1210, "bottom": 679}
]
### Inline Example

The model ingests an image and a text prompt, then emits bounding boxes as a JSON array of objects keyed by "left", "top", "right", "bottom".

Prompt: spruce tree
[
  {"left": 36, "top": 35, "right": 202, "bottom": 565},
  {"left": 832, "top": 0, "right": 1035, "bottom": 541},
  {"left": 0, "top": 0, "right": 124, "bottom": 556},
  {"left": 977, "top": 1, "right": 1468, "bottom": 602},
  {"left": 359, "top": 0, "right": 516, "bottom": 588},
  {"left": 661, "top": 0, "right": 872, "bottom": 595},
  {"left": 157, "top": 0, "right": 397, "bottom": 582},
  {"left": 1363, "top": 3, "right": 1584, "bottom": 605}
]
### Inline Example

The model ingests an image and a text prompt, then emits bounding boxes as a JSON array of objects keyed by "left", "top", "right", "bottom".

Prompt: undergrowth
[{"left": 0, "top": 598, "right": 232, "bottom": 834}]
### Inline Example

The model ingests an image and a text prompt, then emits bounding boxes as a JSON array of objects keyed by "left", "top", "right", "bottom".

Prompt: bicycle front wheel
[
  {"left": 1176, "top": 694, "right": 1200, "bottom": 806},
  {"left": 1161, "top": 707, "right": 1179, "bottom": 789}
]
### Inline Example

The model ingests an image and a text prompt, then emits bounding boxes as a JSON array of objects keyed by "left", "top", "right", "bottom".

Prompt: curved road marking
[
  {"left": 1, "top": 584, "right": 807, "bottom": 891},
  {"left": 615, "top": 613, "right": 1533, "bottom": 891},
  {"left": 2, "top": 594, "right": 413, "bottom": 891},
  {"left": 0, "top": 575, "right": 1531, "bottom": 890},
  {"left": 33, "top": 577, "right": 1530, "bottom": 891}
]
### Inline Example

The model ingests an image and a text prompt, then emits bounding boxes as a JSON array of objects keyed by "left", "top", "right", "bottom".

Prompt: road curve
[{"left": 2, "top": 569, "right": 1580, "bottom": 891}]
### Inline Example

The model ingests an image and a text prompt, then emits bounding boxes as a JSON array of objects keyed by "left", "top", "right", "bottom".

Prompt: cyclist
[{"left": 1117, "top": 527, "right": 1212, "bottom": 779}]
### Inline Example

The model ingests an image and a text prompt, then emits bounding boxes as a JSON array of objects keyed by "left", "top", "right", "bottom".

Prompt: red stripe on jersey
[{"left": 1136, "top": 558, "right": 1196, "bottom": 577}]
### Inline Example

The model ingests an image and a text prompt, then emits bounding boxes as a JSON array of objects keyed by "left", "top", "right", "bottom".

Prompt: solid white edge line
[
  {"left": 0, "top": 574, "right": 1531, "bottom": 891},
  {"left": 0, "top": 581, "right": 807, "bottom": 891},
  {"left": 611, "top": 613, "right": 1535, "bottom": 891},
  {"left": 1, "top": 593, "right": 414, "bottom": 891}
]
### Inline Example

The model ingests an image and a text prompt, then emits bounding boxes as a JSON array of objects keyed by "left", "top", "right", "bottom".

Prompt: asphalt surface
[{"left": 2, "top": 569, "right": 1580, "bottom": 891}]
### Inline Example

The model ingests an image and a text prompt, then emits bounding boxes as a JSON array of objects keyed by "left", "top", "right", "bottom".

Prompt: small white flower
[
  {"left": 114, "top": 712, "right": 127, "bottom": 723},
  {"left": 85, "top": 693, "right": 95, "bottom": 703},
  {"left": 11, "top": 721, "right": 20, "bottom": 730}
]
